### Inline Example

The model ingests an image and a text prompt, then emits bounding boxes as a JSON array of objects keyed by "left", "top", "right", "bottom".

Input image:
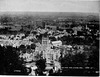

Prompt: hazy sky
[{"left": 0, "top": 0, "right": 99, "bottom": 13}]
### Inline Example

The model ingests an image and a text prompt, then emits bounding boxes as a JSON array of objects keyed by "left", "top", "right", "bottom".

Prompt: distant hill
[
  {"left": 0, "top": 12, "right": 99, "bottom": 23},
  {"left": 0, "top": 12, "right": 99, "bottom": 17}
]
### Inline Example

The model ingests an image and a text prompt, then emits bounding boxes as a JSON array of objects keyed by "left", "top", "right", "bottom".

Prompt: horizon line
[{"left": 0, "top": 11, "right": 99, "bottom": 14}]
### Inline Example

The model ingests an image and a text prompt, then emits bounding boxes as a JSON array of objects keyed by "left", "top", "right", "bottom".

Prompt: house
[
  {"left": 45, "top": 25, "right": 57, "bottom": 30},
  {"left": 52, "top": 41, "right": 62, "bottom": 47}
]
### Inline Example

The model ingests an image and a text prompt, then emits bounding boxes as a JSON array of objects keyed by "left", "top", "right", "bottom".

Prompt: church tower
[{"left": 42, "top": 36, "right": 49, "bottom": 50}]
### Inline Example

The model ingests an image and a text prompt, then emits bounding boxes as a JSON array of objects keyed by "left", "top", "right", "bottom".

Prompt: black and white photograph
[{"left": 0, "top": 0, "right": 99, "bottom": 76}]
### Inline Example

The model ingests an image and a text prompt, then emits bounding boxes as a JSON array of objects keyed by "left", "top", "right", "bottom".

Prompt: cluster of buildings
[
  {"left": 0, "top": 30, "right": 89, "bottom": 75},
  {"left": 0, "top": 15, "right": 98, "bottom": 75},
  {"left": 0, "top": 34, "right": 34, "bottom": 47},
  {"left": 0, "top": 26, "right": 91, "bottom": 62}
]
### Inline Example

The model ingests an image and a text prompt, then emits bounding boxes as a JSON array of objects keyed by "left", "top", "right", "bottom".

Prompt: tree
[
  {"left": 2, "top": 46, "right": 27, "bottom": 75},
  {"left": 0, "top": 46, "right": 5, "bottom": 74},
  {"left": 60, "top": 52, "right": 86, "bottom": 67},
  {"left": 36, "top": 59, "right": 46, "bottom": 75}
]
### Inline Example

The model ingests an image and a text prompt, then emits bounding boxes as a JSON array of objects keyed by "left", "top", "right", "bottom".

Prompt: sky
[{"left": 0, "top": 0, "right": 99, "bottom": 13}]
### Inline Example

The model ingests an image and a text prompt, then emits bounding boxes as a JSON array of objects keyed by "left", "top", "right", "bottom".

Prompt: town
[{"left": 0, "top": 12, "right": 99, "bottom": 76}]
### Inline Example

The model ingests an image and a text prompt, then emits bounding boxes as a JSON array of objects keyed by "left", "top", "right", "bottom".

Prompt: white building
[{"left": 52, "top": 41, "right": 62, "bottom": 47}]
